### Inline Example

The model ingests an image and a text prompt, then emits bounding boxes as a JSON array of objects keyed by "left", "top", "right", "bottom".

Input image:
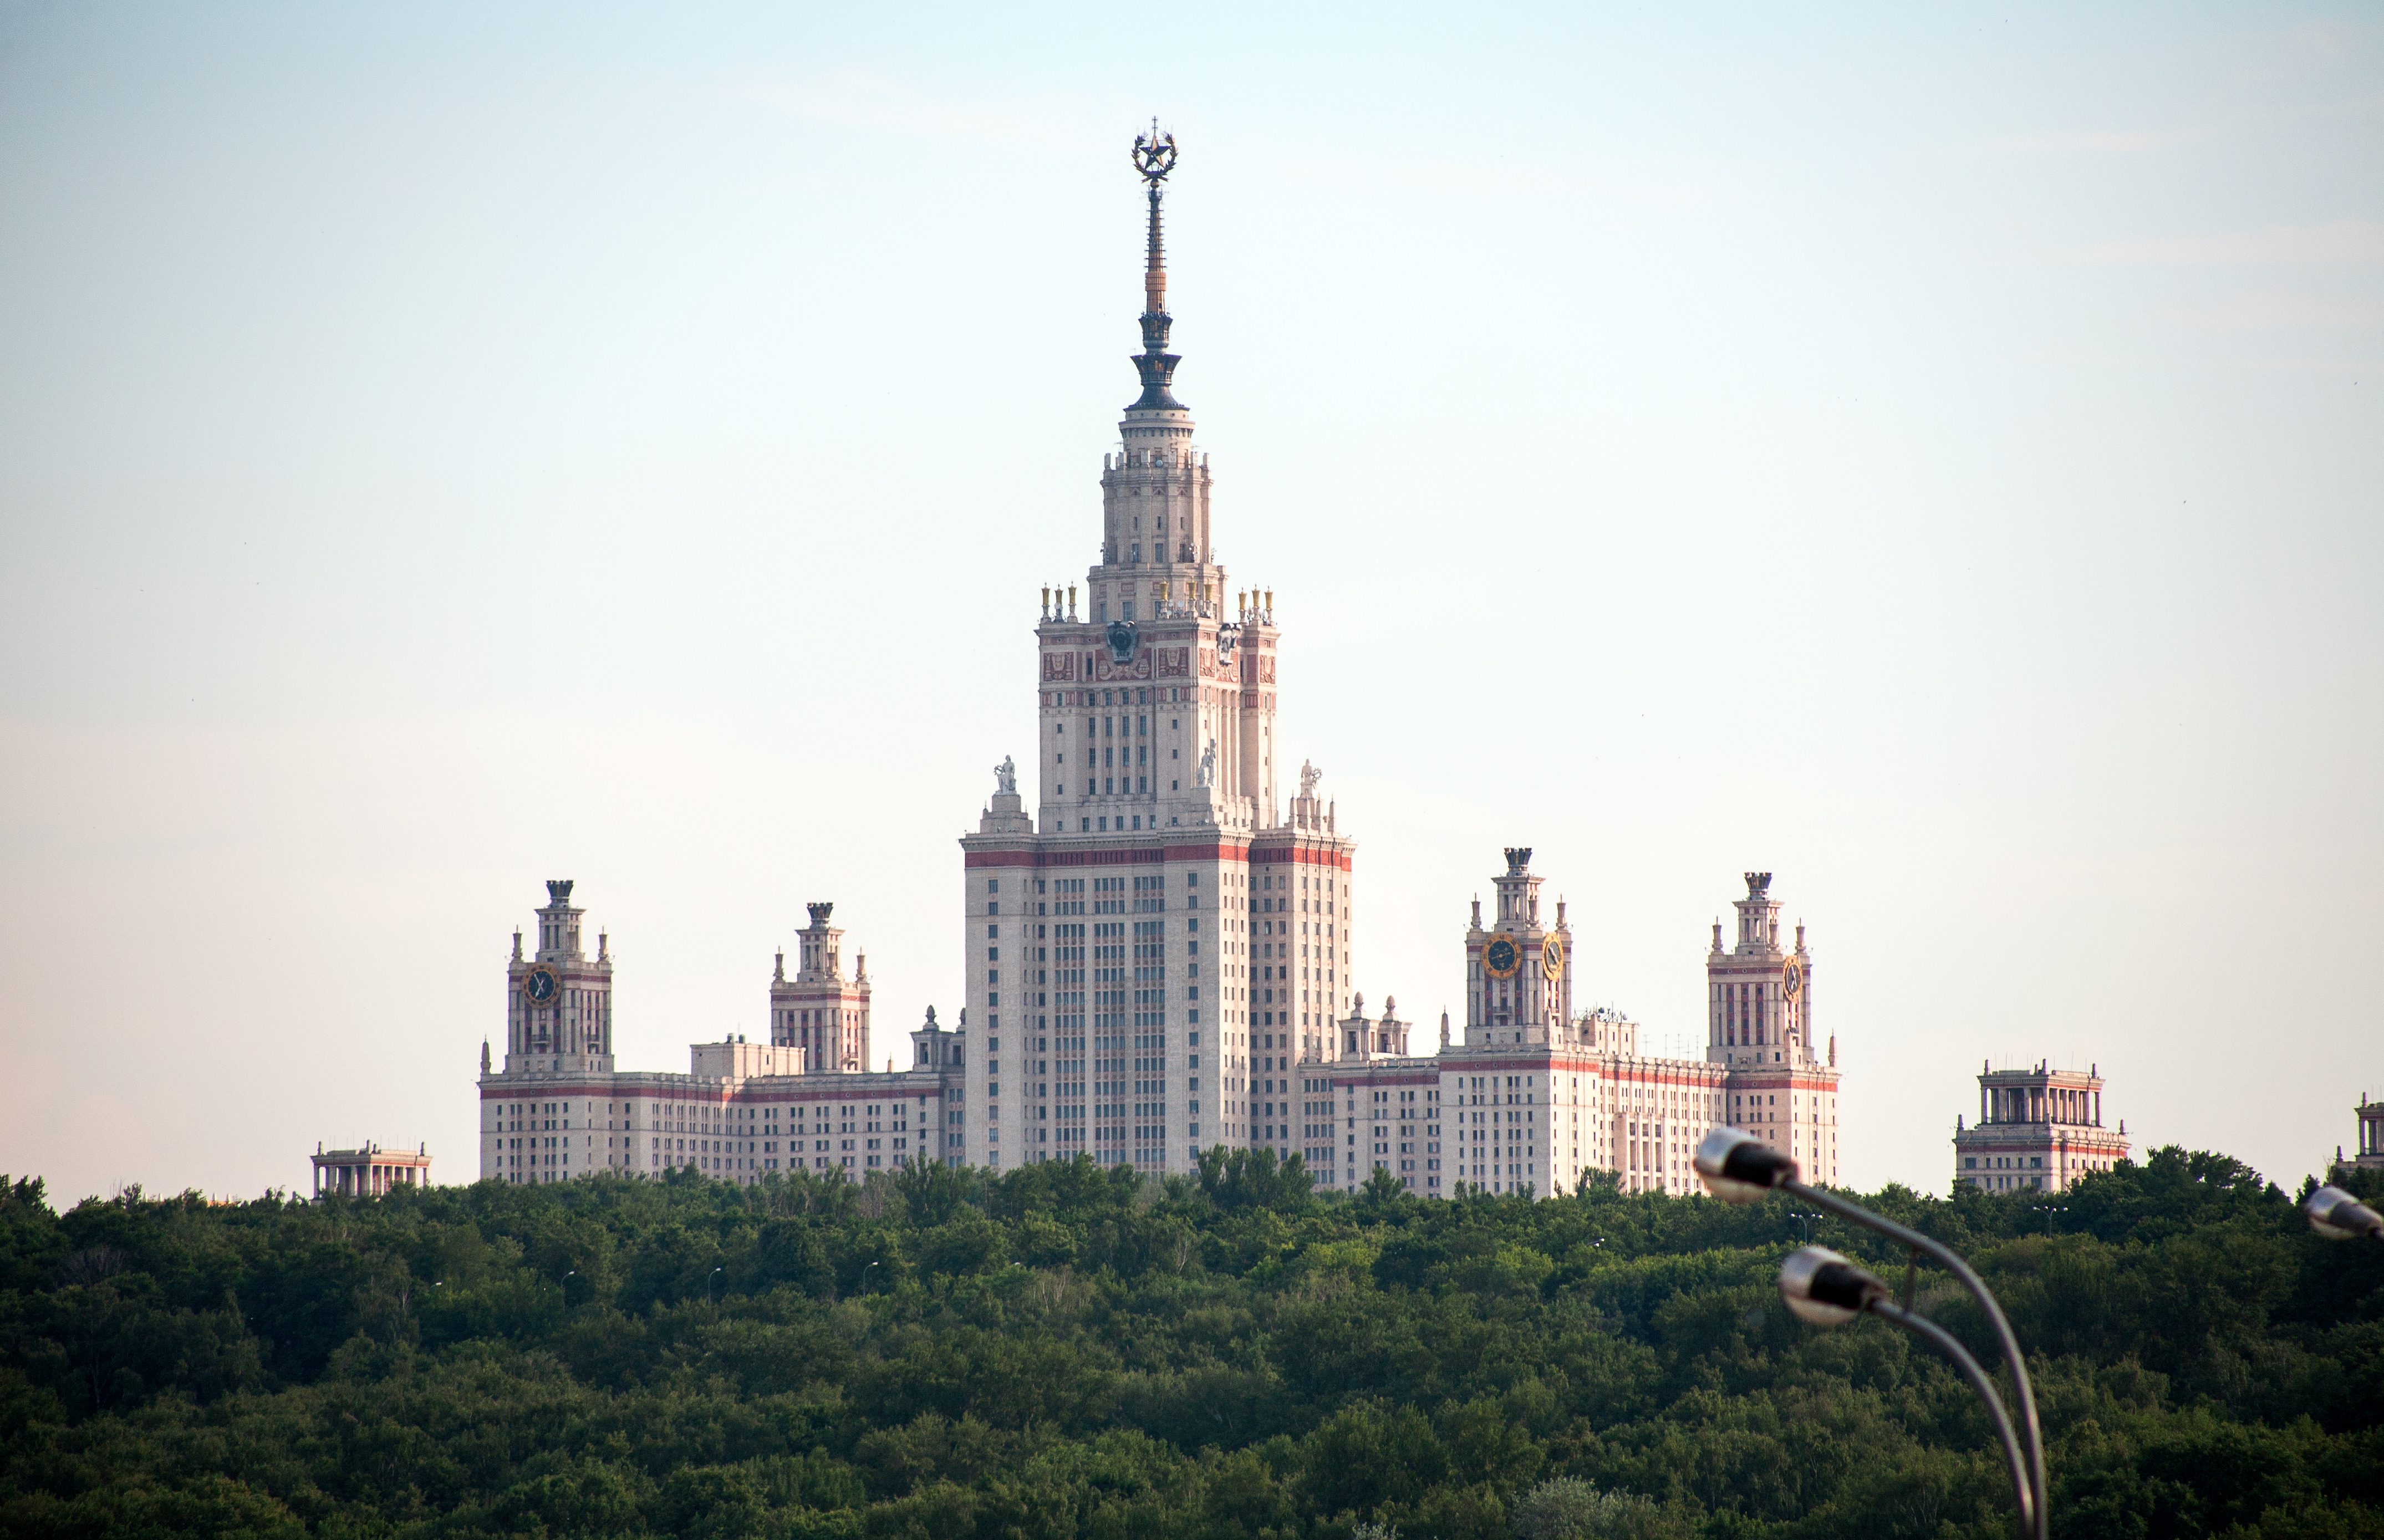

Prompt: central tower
[{"left": 962, "top": 127, "right": 1358, "bottom": 1176}]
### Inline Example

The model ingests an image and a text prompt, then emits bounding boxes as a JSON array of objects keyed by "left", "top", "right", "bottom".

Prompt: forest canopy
[{"left": 1, "top": 1149, "right": 2378, "bottom": 1539}]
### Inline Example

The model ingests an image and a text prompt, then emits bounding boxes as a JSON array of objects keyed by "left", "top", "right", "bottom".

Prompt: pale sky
[{"left": 3, "top": 5, "right": 2378, "bottom": 1204}]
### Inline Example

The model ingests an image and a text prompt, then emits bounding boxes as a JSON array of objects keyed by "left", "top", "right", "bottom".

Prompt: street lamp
[
  {"left": 2305, "top": 1185, "right": 2383, "bottom": 1240},
  {"left": 707, "top": 1266, "right": 724, "bottom": 1304},
  {"left": 2030, "top": 1205, "right": 2067, "bottom": 1238},
  {"left": 1697, "top": 1128, "right": 2045, "bottom": 1540},
  {"left": 1779, "top": 1246, "right": 2033, "bottom": 1531}
]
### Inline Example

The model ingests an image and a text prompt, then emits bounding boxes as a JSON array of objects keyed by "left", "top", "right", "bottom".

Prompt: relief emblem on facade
[
  {"left": 1198, "top": 648, "right": 1218, "bottom": 677},
  {"left": 1158, "top": 647, "right": 1190, "bottom": 678},
  {"left": 1259, "top": 655, "right": 1277, "bottom": 684},
  {"left": 1093, "top": 654, "right": 1154, "bottom": 682},
  {"left": 1042, "top": 652, "right": 1077, "bottom": 681}
]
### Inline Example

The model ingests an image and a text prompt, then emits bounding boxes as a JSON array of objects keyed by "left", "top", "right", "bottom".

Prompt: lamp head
[
  {"left": 1695, "top": 1128, "right": 1799, "bottom": 1204},
  {"left": 2305, "top": 1185, "right": 2384, "bottom": 1240},
  {"left": 1779, "top": 1246, "right": 1887, "bottom": 1327}
]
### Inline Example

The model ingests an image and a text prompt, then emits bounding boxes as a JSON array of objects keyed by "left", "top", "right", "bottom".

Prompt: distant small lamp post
[
  {"left": 2304, "top": 1186, "right": 2383, "bottom": 1240},
  {"left": 1696, "top": 1128, "right": 2045, "bottom": 1540},
  {"left": 708, "top": 1266, "right": 724, "bottom": 1304}
]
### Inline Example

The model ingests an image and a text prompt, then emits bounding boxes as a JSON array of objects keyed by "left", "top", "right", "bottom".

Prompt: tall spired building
[
  {"left": 471, "top": 128, "right": 1846, "bottom": 1204},
  {"left": 960, "top": 130, "right": 1357, "bottom": 1173}
]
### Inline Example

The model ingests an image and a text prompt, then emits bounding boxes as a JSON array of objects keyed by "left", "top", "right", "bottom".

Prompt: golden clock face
[
  {"left": 524, "top": 965, "right": 560, "bottom": 1004},
  {"left": 1542, "top": 936, "right": 1565, "bottom": 979},
  {"left": 1781, "top": 960, "right": 1804, "bottom": 1000},
  {"left": 1483, "top": 935, "right": 1521, "bottom": 979}
]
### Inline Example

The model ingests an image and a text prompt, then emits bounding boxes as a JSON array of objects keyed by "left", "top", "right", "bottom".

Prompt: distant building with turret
[
  {"left": 1953, "top": 1060, "right": 2130, "bottom": 1192},
  {"left": 480, "top": 881, "right": 959, "bottom": 1187}
]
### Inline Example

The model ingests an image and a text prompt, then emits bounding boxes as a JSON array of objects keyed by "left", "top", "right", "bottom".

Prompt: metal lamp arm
[
  {"left": 1782, "top": 1178, "right": 2047, "bottom": 1540},
  {"left": 1869, "top": 1298, "right": 2035, "bottom": 1540}
]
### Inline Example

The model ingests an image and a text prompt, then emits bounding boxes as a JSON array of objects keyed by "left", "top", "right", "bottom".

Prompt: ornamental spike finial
[{"left": 1127, "top": 121, "right": 1184, "bottom": 412}]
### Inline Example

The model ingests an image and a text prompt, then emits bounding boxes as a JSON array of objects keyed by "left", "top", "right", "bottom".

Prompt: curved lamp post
[
  {"left": 1696, "top": 1128, "right": 2046, "bottom": 1540},
  {"left": 1780, "top": 1247, "right": 2033, "bottom": 1534},
  {"left": 2304, "top": 1185, "right": 2383, "bottom": 1240}
]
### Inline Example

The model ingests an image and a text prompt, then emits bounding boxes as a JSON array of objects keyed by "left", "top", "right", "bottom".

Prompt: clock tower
[
  {"left": 504, "top": 879, "right": 614, "bottom": 1076},
  {"left": 1707, "top": 872, "right": 1838, "bottom": 1184},
  {"left": 1707, "top": 872, "right": 1812, "bottom": 1069},
  {"left": 1463, "top": 848, "right": 1572, "bottom": 1047}
]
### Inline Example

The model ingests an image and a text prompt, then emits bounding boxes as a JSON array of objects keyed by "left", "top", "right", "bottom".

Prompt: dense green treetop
[{"left": 1, "top": 1149, "right": 2377, "bottom": 1539}]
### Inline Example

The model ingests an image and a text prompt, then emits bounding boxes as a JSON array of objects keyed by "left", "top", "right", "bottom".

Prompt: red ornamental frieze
[
  {"left": 1093, "top": 654, "right": 1154, "bottom": 682},
  {"left": 1198, "top": 648, "right": 1218, "bottom": 677},
  {"left": 1041, "top": 652, "right": 1077, "bottom": 681},
  {"left": 1260, "top": 655, "right": 1276, "bottom": 684},
  {"left": 1157, "top": 647, "right": 1191, "bottom": 678}
]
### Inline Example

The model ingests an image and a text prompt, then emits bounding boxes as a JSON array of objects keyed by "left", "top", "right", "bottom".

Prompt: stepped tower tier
[
  {"left": 968, "top": 126, "right": 1356, "bottom": 1178},
  {"left": 1037, "top": 126, "right": 1275, "bottom": 841}
]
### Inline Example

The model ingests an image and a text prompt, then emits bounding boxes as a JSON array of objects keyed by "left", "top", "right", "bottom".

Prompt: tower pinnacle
[{"left": 1129, "top": 122, "right": 1183, "bottom": 411}]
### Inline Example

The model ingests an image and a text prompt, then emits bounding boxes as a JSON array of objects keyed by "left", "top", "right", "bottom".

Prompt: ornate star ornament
[{"left": 1133, "top": 120, "right": 1178, "bottom": 184}]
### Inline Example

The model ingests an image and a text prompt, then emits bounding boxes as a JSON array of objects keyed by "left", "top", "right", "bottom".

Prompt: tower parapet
[{"left": 1337, "top": 995, "right": 1409, "bottom": 1062}]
